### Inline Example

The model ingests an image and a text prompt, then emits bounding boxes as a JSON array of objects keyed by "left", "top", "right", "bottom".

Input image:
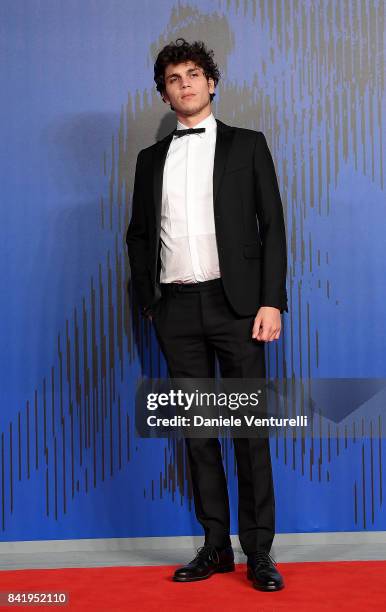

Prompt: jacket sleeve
[
  {"left": 125, "top": 149, "right": 154, "bottom": 312},
  {"left": 253, "top": 132, "right": 288, "bottom": 313}
]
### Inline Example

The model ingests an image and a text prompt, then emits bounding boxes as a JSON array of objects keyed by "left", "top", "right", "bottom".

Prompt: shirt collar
[{"left": 176, "top": 112, "right": 216, "bottom": 138}]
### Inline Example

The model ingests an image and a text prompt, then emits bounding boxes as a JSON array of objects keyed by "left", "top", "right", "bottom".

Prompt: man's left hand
[{"left": 252, "top": 306, "right": 281, "bottom": 342}]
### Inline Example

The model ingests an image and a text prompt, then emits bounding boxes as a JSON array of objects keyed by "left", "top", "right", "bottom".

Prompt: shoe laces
[
  {"left": 195, "top": 544, "right": 220, "bottom": 564},
  {"left": 249, "top": 551, "right": 277, "bottom": 567}
]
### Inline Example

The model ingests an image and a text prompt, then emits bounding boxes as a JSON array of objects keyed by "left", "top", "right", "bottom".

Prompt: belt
[{"left": 160, "top": 278, "right": 223, "bottom": 296}]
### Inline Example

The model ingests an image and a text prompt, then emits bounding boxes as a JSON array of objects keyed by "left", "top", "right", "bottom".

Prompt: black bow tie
[{"left": 174, "top": 127, "right": 206, "bottom": 138}]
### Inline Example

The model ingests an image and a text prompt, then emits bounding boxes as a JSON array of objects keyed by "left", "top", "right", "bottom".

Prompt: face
[{"left": 162, "top": 60, "right": 215, "bottom": 118}]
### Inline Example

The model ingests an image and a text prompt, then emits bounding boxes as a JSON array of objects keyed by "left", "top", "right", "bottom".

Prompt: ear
[
  {"left": 207, "top": 77, "right": 215, "bottom": 94},
  {"left": 162, "top": 91, "right": 170, "bottom": 105}
]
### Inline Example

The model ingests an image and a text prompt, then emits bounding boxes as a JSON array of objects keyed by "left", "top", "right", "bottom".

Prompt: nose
[{"left": 181, "top": 77, "right": 191, "bottom": 88}]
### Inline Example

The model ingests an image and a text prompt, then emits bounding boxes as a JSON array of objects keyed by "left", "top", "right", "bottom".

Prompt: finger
[
  {"left": 252, "top": 319, "right": 262, "bottom": 339},
  {"left": 258, "top": 326, "right": 270, "bottom": 342},
  {"left": 255, "top": 323, "right": 266, "bottom": 340},
  {"left": 268, "top": 329, "right": 278, "bottom": 341}
]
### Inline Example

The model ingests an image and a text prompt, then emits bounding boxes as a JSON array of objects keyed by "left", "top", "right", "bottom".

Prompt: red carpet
[{"left": 0, "top": 561, "right": 385, "bottom": 610}]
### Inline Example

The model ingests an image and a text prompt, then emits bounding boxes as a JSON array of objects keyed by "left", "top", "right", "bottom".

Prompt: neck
[{"left": 175, "top": 105, "right": 212, "bottom": 128}]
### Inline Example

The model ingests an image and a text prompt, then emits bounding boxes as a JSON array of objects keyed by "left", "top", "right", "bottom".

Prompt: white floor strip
[{"left": 0, "top": 533, "right": 385, "bottom": 570}]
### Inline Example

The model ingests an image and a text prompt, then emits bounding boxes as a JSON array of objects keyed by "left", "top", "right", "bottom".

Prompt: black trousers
[{"left": 152, "top": 278, "right": 275, "bottom": 555}]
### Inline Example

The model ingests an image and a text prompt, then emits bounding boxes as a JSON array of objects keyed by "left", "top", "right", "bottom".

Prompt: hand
[
  {"left": 142, "top": 305, "right": 153, "bottom": 322},
  {"left": 252, "top": 306, "right": 281, "bottom": 342}
]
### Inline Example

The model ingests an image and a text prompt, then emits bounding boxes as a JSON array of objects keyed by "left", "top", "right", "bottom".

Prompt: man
[{"left": 126, "top": 38, "right": 287, "bottom": 592}]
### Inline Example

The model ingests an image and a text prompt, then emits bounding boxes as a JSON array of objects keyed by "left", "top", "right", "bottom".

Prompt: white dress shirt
[{"left": 159, "top": 112, "right": 221, "bottom": 284}]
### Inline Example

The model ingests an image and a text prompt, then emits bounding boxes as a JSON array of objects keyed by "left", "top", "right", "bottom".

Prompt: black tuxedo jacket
[{"left": 126, "top": 118, "right": 288, "bottom": 316}]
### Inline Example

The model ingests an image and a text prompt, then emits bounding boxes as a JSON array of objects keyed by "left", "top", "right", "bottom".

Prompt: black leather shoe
[
  {"left": 173, "top": 544, "right": 235, "bottom": 582},
  {"left": 247, "top": 551, "right": 284, "bottom": 591}
]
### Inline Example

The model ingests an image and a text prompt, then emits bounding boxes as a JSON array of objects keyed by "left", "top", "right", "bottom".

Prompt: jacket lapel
[
  {"left": 153, "top": 130, "right": 175, "bottom": 237},
  {"left": 212, "top": 119, "right": 235, "bottom": 206}
]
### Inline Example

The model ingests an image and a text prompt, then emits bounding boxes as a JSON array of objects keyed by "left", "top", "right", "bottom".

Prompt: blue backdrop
[{"left": 0, "top": 0, "right": 385, "bottom": 542}]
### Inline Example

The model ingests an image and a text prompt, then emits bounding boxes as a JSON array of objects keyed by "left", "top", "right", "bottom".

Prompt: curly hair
[{"left": 154, "top": 37, "right": 221, "bottom": 104}]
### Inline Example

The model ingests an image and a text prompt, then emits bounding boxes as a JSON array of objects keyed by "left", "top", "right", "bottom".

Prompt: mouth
[{"left": 181, "top": 94, "right": 195, "bottom": 100}]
